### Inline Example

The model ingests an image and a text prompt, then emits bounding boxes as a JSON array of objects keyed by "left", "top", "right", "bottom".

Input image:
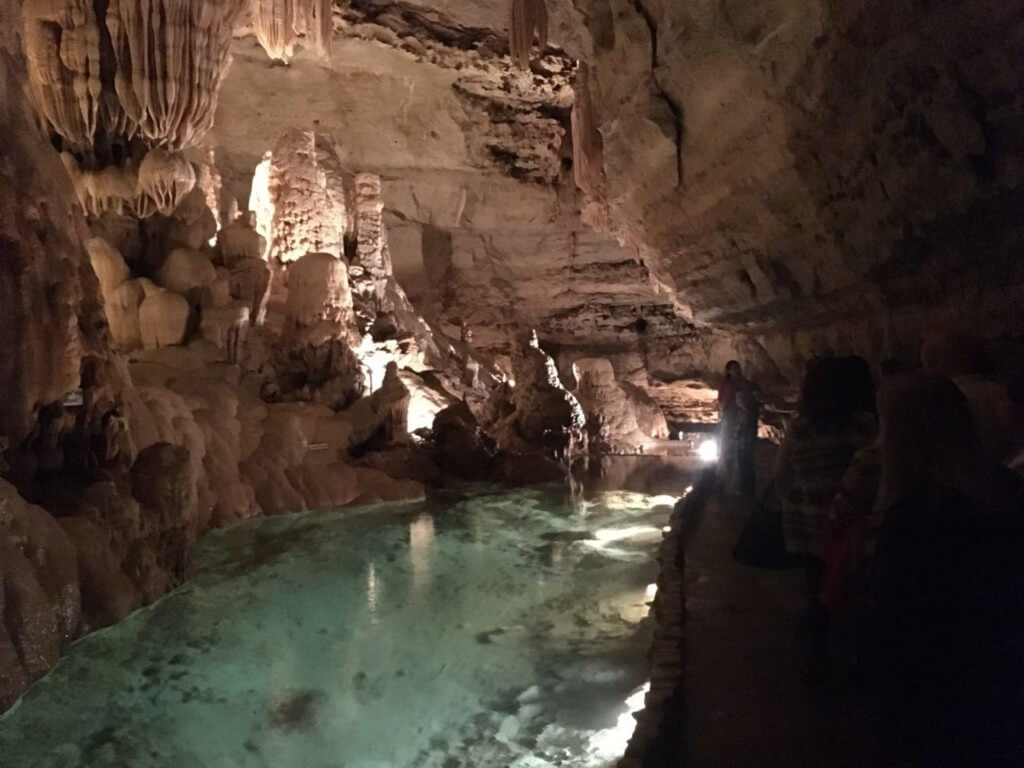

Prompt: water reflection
[
  {"left": 366, "top": 561, "right": 380, "bottom": 623},
  {"left": 0, "top": 483, "right": 692, "bottom": 768},
  {"left": 409, "top": 513, "right": 435, "bottom": 591}
]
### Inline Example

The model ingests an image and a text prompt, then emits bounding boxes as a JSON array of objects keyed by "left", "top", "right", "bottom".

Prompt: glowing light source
[
  {"left": 645, "top": 583, "right": 658, "bottom": 600},
  {"left": 662, "top": 525, "right": 672, "bottom": 533},
  {"left": 697, "top": 438, "right": 719, "bottom": 462}
]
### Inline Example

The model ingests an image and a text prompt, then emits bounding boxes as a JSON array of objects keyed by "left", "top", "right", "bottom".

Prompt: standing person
[
  {"left": 717, "top": 360, "right": 760, "bottom": 495},
  {"left": 870, "top": 374, "right": 1024, "bottom": 766},
  {"left": 773, "top": 356, "right": 876, "bottom": 681}
]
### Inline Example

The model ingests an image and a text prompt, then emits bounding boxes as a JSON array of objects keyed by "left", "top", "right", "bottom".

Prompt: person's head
[
  {"left": 877, "top": 374, "right": 980, "bottom": 509},
  {"left": 921, "top": 332, "right": 985, "bottom": 377},
  {"left": 725, "top": 360, "right": 742, "bottom": 380},
  {"left": 798, "top": 356, "right": 871, "bottom": 429}
]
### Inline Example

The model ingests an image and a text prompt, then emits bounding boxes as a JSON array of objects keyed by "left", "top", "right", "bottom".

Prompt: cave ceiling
[
  {"left": 207, "top": 0, "right": 1024, "bottom": 378},
  {"left": 214, "top": 0, "right": 689, "bottom": 369},
  {"left": 27, "top": 0, "right": 1019, "bottom": 380}
]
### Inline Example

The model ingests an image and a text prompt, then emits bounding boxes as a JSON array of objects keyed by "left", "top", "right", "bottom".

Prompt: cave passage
[{"left": 0, "top": 482, "right": 689, "bottom": 767}]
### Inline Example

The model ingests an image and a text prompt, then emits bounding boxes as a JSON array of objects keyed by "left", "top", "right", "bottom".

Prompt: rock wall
[{"left": 557, "top": 0, "right": 1024, "bottom": 377}]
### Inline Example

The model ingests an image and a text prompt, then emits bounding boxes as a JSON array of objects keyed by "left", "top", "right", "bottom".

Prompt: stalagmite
[
  {"left": 197, "top": 149, "right": 223, "bottom": 235},
  {"left": 201, "top": 304, "right": 250, "bottom": 363},
  {"left": 509, "top": 0, "right": 548, "bottom": 67},
  {"left": 350, "top": 173, "right": 392, "bottom": 327},
  {"left": 229, "top": 259, "right": 272, "bottom": 327},
  {"left": 285, "top": 252, "right": 355, "bottom": 339},
  {"left": 155, "top": 248, "right": 217, "bottom": 295},
  {"left": 573, "top": 357, "right": 651, "bottom": 452},
  {"left": 248, "top": 152, "right": 274, "bottom": 259},
  {"left": 250, "top": 0, "right": 333, "bottom": 64},
  {"left": 219, "top": 214, "right": 267, "bottom": 267},
  {"left": 259, "top": 131, "right": 347, "bottom": 264},
  {"left": 86, "top": 237, "right": 130, "bottom": 297},
  {"left": 139, "top": 289, "right": 190, "bottom": 349},
  {"left": 106, "top": 280, "right": 146, "bottom": 350}
]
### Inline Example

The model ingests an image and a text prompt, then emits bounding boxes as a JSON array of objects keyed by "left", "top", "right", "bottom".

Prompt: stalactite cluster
[
  {"left": 509, "top": 0, "right": 548, "bottom": 67},
  {"left": 250, "top": 0, "right": 333, "bottom": 63},
  {"left": 21, "top": 0, "right": 246, "bottom": 217},
  {"left": 105, "top": 0, "right": 245, "bottom": 150}
]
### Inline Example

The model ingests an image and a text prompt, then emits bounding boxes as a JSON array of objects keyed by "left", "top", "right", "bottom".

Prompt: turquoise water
[{"left": 0, "top": 484, "right": 682, "bottom": 767}]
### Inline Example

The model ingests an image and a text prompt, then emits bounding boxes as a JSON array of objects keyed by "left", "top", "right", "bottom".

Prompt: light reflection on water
[
  {"left": 0, "top": 481, "right": 692, "bottom": 768},
  {"left": 366, "top": 562, "right": 380, "bottom": 623},
  {"left": 409, "top": 513, "right": 435, "bottom": 591}
]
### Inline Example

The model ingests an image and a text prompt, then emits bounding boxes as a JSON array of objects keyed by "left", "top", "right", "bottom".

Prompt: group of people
[{"left": 716, "top": 336, "right": 1024, "bottom": 765}]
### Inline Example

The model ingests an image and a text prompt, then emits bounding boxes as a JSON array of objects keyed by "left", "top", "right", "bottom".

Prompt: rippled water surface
[{"left": 1, "top": 481, "right": 688, "bottom": 767}]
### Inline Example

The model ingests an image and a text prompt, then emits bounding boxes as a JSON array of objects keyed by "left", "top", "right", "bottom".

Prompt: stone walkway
[{"left": 680, "top": 493, "right": 876, "bottom": 767}]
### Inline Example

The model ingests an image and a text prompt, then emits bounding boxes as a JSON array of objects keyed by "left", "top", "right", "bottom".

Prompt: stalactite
[
  {"left": 24, "top": 0, "right": 245, "bottom": 154},
  {"left": 22, "top": 0, "right": 104, "bottom": 151},
  {"left": 509, "top": 0, "right": 548, "bottom": 68},
  {"left": 137, "top": 149, "right": 197, "bottom": 216},
  {"left": 22, "top": 0, "right": 243, "bottom": 217},
  {"left": 571, "top": 63, "right": 605, "bottom": 195},
  {"left": 105, "top": 0, "right": 247, "bottom": 150},
  {"left": 250, "top": 0, "right": 333, "bottom": 64}
]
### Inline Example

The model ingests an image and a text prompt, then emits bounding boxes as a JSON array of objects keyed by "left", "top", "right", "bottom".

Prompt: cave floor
[{"left": 680, "top": 492, "right": 877, "bottom": 767}]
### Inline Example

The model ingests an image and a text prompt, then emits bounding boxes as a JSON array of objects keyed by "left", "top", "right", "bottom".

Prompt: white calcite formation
[
  {"left": 219, "top": 213, "right": 268, "bottom": 267},
  {"left": 572, "top": 357, "right": 656, "bottom": 453},
  {"left": 156, "top": 248, "right": 217, "bottom": 295},
  {"left": 22, "top": 0, "right": 244, "bottom": 217},
  {"left": 22, "top": 0, "right": 245, "bottom": 153},
  {"left": 139, "top": 287, "right": 190, "bottom": 350},
  {"left": 86, "top": 237, "right": 130, "bottom": 297},
  {"left": 228, "top": 258, "right": 273, "bottom": 327},
  {"left": 137, "top": 149, "right": 198, "bottom": 217},
  {"left": 285, "top": 253, "right": 355, "bottom": 339},
  {"left": 250, "top": 0, "right": 333, "bottom": 64},
  {"left": 488, "top": 331, "right": 588, "bottom": 462},
  {"left": 255, "top": 130, "right": 348, "bottom": 265}
]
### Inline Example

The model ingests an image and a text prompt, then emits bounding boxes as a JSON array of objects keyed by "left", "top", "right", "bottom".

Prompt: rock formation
[
  {"left": 22, "top": 0, "right": 245, "bottom": 217},
  {"left": 573, "top": 357, "right": 654, "bottom": 453},
  {"left": 250, "top": 0, "right": 333, "bottom": 63},
  {"left": 2, "top": 0, "right": 1023, "bottom": 720}
]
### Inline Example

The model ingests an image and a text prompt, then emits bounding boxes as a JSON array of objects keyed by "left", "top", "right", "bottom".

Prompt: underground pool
[{"left": 0, "top": 482, "right": 684, "bottom": 767}]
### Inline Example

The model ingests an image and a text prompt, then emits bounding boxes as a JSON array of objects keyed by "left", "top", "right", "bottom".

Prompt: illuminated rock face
[{"left": 573, "top": 357, "right": 654, "bottom": 453}]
